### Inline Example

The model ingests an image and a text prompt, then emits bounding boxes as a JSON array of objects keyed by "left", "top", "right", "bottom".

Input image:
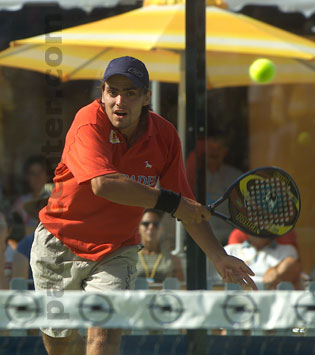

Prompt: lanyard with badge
[{"left": 138, "top": 252, "right": 163, "bottom": 283}]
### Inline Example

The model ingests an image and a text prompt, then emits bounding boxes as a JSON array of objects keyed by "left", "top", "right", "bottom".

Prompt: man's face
[{"left": 102, "top": 75, "right": 151, "bottom": 138}]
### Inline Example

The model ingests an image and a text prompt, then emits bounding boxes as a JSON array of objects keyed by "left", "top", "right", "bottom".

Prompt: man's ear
[
  {"left": 143, "top": 89, "right": 152, "bottom": 106},
  {"left": 101, "top": 84, "right": 106, "bottom": 103}
]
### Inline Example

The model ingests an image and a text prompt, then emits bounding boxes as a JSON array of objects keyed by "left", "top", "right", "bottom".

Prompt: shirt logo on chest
[
  {"left": 124, "top": 174, "right": 157, "bottom": 187},
  {"left": 145, "top": 160, "right": 152, "bottom": 168},
  {"left": 109, "top": 129, "right": 120, "bottom": 144}
]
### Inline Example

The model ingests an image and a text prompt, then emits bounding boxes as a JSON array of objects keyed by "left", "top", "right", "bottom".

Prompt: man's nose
[{"left": 115, "top": 94, "right": 123, "bottom": 105}]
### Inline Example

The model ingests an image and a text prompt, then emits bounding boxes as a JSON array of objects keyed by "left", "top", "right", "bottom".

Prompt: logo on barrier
[
  {"left": 79, "top": 294, "right": 114, "bottom": 325},
  {"left": 294, "top": 291, "right": 315, "bottom": 326},
  {"left": 149, "top": 292, "right": 184, "bottom": 324},
  {"left": 5, "top": 292, "right": 41, "bottom": 325},
  {"left": 222, "top": 294, "right": 258, "bottom": 325}
]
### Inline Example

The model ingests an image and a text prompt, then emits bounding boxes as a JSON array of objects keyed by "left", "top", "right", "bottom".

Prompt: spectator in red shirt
[{"left": 228, "top": 228, "right": 298, "bottom": 250}]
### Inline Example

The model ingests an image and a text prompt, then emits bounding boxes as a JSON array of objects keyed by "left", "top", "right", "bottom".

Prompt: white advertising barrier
[{"left": 0, "top": 290, "right": 314, "bottom": 330}]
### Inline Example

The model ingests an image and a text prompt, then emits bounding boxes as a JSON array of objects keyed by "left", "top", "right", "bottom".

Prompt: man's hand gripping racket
[{"left": 207, "top": 166, "right": 301, "bottom": 238}]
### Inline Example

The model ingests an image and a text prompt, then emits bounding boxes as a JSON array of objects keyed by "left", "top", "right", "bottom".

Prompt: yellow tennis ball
[
  {"left": 297, "top": 131, "right": 311, "bottom": 145},
  {"left": 249, "top": 58, "right": 276, "bottom": 84}
]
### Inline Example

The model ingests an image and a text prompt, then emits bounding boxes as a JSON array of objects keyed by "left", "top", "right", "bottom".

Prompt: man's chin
[{"left": 112, "top": 121, "right": 127, "bottom": 130}]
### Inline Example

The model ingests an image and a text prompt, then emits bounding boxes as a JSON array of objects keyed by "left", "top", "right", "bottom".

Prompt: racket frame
[{"left": 207, "top": 166, "right": 301, "bottom": 238}]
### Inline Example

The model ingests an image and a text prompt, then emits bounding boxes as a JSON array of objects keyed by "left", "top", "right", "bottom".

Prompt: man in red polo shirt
[{"left": 31, "top": 56, "right": 257, "bottom": 355}]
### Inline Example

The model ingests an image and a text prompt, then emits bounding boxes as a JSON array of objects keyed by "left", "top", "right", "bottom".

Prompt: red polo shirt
[{"left": 40, "top": 100, "right": 194, "bottom": 261}]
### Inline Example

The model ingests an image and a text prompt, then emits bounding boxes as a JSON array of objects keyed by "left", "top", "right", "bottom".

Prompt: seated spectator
[
  {"left": 228, "top": 228, "right": 298, "bottom": 250},
  {"left": 12, "top": 155, "right": 52, "bottom": 236},
  {"left": 4, "top": 212, "right": 25, "bottom": 284},
  {"left": 12, "top": 183, "right": 53, "bottom": 282},
  {"left": 137, "top": 209, "right": 184, "bottom": 284},
  {"left": 225, "top": 229, "right": 301, "bottom": 289},
  {"left": 0, "top": 209, "right": 10, "bottom": 289}
]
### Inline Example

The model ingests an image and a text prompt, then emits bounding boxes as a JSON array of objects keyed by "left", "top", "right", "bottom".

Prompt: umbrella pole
[
  {"left": 151, "top": 81, "right": 161, "bottom": 114},
  {"left": 172, "top": 52, "right": 187, "bottom": 258},
  {"left": 185, "top": 0, "right": 207, "bottom": 354}
]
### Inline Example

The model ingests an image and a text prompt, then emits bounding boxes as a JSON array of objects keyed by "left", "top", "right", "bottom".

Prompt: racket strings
[{"left": 244, "top": 177, "right": 296, "bottom": 230}]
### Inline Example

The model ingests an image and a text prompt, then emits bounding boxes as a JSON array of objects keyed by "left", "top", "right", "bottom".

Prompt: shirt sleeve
[
  {"left": 159, "top": 130, "right": 195, "bottom": 200},
  {"left": 277, "top": 230, "right": 298, "bottom": 249},
  {"left": 228, "top": 229, "right": 249, "bottom": 244},
  {"left": 63, "top": 123, "right": 118, "bottom": 183},
  {"left": 278, "top": 244, "right": 299, "bottom": 260},
  {"left": 224, "top": 244, "right": 240, "bottom": 257}
]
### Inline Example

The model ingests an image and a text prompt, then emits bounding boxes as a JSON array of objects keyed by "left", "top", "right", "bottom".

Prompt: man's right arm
[
  {"left": 90, "top": 173, "right": 209, "bottom": 224},
  {"left": 91, "top": 173, "right": 159, "bottom": 209}
]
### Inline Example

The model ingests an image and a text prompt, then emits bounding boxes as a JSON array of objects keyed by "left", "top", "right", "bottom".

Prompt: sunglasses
[{"left": 141, "top": 221, "right": 160, "bottom": 228}]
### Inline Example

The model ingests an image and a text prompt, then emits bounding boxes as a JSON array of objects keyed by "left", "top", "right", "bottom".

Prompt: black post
[{"left": 185, "top": 0, "right": 207, "bottom": 354}]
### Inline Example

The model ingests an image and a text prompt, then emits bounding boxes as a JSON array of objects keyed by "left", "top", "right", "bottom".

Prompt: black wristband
[{"left": 154, "top": 188, "right": 181, "bottom": 215}]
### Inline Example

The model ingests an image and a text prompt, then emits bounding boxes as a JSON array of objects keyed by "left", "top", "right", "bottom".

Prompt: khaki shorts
[{"left": 30, "top": 222, "right": 138, "bottom": 338}]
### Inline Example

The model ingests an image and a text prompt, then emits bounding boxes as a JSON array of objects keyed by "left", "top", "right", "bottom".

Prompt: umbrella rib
[
  {"left": 295, "top": 58, "right": 315, "bottom": 71},
  {"left": 0, "top": 44, "right": 40, "bottom": 59},
  {"left": 65, "top": 47, "right": 110, "bottom": 80}
]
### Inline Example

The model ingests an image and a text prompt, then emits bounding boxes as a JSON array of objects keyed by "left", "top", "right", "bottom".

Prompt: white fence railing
[{"left": 0, "top": 290, "right": 314, "bottom": 331}]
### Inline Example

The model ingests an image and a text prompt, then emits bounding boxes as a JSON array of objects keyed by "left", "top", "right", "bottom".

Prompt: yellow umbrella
[
  {"left": 2, "top": 3, "right": 314, "bottom": 93},
  {"left": 2, "top": 4, "right": 315, "bottom": 128},
  {"left": 12, "top": 5, "right": 315, "bottom": 60},
  {"left": 0, "top": 45, "right": 179, "bottom": 84},
  {"left": 0, "top": 43, "right": 314, "bottom": 88}
]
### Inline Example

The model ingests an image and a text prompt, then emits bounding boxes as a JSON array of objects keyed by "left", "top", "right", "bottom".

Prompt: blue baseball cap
[{"left": 103, "top": 56, "right": 150, "bottom": 88}]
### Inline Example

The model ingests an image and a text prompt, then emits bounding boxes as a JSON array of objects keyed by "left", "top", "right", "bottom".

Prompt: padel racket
[{"left": 207, "top": 166, "right": 301, "bottom": 238}]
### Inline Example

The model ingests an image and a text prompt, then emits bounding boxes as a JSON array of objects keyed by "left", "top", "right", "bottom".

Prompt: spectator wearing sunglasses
[
  {"left": 0, "top": 209, "right": 10, "bottom": 289},
  {"left": 137, "top": 209, "right": 184, "bottom": 283}
]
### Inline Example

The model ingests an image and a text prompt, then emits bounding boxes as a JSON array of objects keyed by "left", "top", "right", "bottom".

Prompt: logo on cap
[{"left": 128, "top": 67, "right": 144, "bottom": 78}]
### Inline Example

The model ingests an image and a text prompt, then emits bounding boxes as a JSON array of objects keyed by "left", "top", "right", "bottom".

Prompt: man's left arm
[
  {"left": 159, "top": 130, "right": 257, "bottom": 290},
  {"left": 182, "top": 220, "right": 258, "bottom": 290}
]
